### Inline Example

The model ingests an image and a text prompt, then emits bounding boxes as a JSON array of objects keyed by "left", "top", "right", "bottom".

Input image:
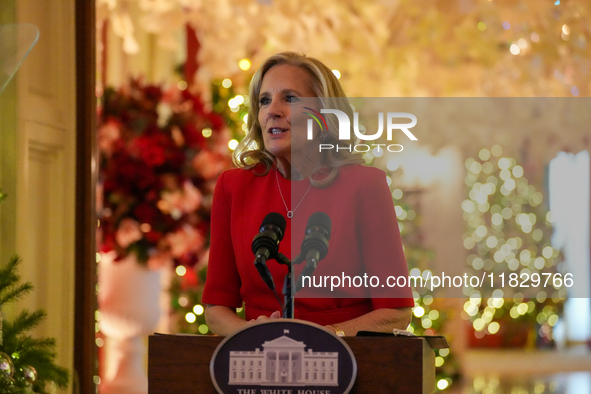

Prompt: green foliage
[
  {"left": 0, "top": 257, "right": 33, "bottom": 306},
  {"left": 0, "top": 257, "right": 69, "bottom": 393}
]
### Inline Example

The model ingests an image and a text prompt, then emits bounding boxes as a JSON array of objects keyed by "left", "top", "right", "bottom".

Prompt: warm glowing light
[
  {"left": 239, "top": 58, "right": 251, "bottom": 70},
  {"left": 478, "top": 148, "right": 490, "bottom": 161},
  {"left": 178, "top": 296, "right": 189, "bottom": 307},
  {"left": 534, "top": 257, "right": 545, "bottom": 270},
  {"left": 542, "top": 246, "right": 553, "bottom": 259},
  {"left": 228, "top": 139, "right": 239, "bottom": 150},
  {"left": 475, "top": 225, "right": 488, "bottom": 238},
  {"left": 413, "top": 306, "right": 425, "bottom": 318},
  {"left": 488, "top": 322, "right": 500, "bottom": 334},
  {"left": 498, "top": 158, "right": 510, "bottom": 170},
  {"left": 462, "top": 200, "right": 476, "bottom": 213},
  {"left": 176, "top": 265, "right": 187, "bottom": 276},
  {"left": 202, "top": 127, "right": 213, "bottom": 138},
  {"left": 222, "top": 78, "right": 232, "bottom": 88},
  {"left": 185, "top": 312, "right": 197, "bottom": 323},
  {"left": 473, "top": 319, "right": 485, "bottom": 331},
  {"left": 193, "top": 304, "right": 205, "bottom": 315},
  {"left": 198, "top": 324, "right": 209, "bottom": 334},
  {"left": 512, "top": 165, "right": 524, "bottom": 178},
  {"left": 472, "top": 257, "right": 484, "bottom": 270},
  {"left": 392, "top": 189, "right": 403, "bottom": 200},
  {"left": 486, "top": 236, "right": 498, "bottom": 248},
  {"left": 177, "top": 80, "right": 188, "bottom": 91},
  {"left": 517, "top": 38, "right": 528, "bottom": 49},
  {"left": 332, "top": 69, "right": 341, "bottom": 79},
  {"left": 477, "top": 22, "right": 486, "bottom": 31},
  {"left": 531, "top": 32, "right": 540, "bottom": 42},
  {"left": 437, "top": 379, "right": 449, "bottom": 390},
  {"left": 395, "top": 206, "right": 407, "bottom": 220},
  {"left": 562, "top": 24, "right": 571, "bottom": 35},
  {"left": 491, "top": 145, "right": 502, "bottom": 157},
  {"left": 435, "top": 357, "right": 444, "bottom": 367}
]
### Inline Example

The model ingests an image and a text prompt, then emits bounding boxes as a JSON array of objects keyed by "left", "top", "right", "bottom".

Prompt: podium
[{"left": 149, "top": 334, "right": 438, "bottom": 393}]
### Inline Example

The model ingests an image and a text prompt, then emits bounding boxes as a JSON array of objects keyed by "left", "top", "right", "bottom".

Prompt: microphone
[
  {"left": 301, "top": 211, "right": 331, "bottom": 268},
  {"left": 295, "top": 212, "right": 331, "bottom": 292},
  {"left": 252, "top": 212, "right": 286, "bottom": 292}
]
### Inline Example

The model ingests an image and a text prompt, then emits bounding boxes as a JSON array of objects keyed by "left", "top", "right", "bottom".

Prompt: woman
[{"left": 202, "top": 52, "right": 413, "bottom": 336}]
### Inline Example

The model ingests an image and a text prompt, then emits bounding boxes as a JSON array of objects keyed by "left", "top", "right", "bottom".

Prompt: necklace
[{"left": 276, "top": 170, "right": 312, "bottom": 219}]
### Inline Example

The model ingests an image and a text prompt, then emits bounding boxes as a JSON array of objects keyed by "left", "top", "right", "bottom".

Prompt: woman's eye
[
  {"left": 259, "top": 97, "right": 270, "bottom": 105},
  {"left": 286, "top": 95, "right": 298, "bottom": 103}
]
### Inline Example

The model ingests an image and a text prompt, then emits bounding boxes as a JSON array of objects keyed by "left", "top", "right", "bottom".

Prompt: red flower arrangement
[{"left": 98, "top": 78, "right": 232, "bottom": 270}]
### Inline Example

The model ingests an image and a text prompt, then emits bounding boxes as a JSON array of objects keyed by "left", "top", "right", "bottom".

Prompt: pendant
[{"left": 287, "top": 211, "right": 293, "bottom": 219}]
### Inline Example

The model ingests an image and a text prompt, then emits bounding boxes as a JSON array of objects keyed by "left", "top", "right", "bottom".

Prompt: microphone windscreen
[
  {"left": 261, "top": 212, "right": 287, "bottom": 238},
  {"left": 306, "top": 212, "right": 331, "bottom": 239}
]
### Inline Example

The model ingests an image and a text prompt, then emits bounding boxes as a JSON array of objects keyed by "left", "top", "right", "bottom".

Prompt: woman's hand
[
  {"left": 246, "top": 310, "right": 281, "bottom": 326},
  {"left": 323, "top": 307, "right": 412, "bottom": 337}
]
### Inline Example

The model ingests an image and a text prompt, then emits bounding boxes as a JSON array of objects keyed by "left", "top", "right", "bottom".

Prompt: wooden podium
[{"left": 149, "top": 334, "right": 438, "bottom": 394}]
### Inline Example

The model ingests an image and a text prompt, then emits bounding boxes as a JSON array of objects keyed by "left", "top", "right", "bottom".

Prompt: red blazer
[{"left": 202, "top": 164, "right": 414, "bottom": 326}]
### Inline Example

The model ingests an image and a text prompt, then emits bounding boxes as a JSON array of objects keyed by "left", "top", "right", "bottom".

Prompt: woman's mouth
[{"left": 269, "top": 127, "right": 288, "bottom": 135}]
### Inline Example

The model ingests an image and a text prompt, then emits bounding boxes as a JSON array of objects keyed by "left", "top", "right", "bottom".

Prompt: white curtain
[{"left": 549, "top": 150, "right": 590, "bottom": 343}]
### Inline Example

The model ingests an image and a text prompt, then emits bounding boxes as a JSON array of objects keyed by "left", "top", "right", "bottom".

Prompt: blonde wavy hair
[{"left": 233, "top": 51, "right": 362, "bottom": 186}]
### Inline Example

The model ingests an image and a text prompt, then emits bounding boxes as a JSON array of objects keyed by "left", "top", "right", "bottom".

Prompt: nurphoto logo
[{"left": 303, "top": 107, "right": 418, "bottom": 153}]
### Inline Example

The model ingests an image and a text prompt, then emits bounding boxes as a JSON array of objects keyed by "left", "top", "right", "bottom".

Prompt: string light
[
  {"left": 202, "top": 127, "right": 213, "bottom": 138},
  {"left": 176, "top": 265, "right": 187, "bottom": 276},
  {"left": 228, "top": 139, "right": 239, "bottom": 150},
  {"left": 238, "top": 58, "right": 251, "bottom": 70},
  {"left": 222, "top": 78, "right": 232, "bottom": 88}
]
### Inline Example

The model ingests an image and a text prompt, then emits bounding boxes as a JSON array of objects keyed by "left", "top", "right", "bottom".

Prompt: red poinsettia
[{"left": 98, "top": 78, "right": 232, "bottom": 269}]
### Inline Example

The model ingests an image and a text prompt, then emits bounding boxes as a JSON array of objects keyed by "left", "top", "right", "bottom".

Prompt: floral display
[{"left": 98, "top": 78, "right": 232, "bottom": 271}]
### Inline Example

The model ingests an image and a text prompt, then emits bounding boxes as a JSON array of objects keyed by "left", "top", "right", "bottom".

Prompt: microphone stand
[{"left": 274, "top": 253, "right": 294, "bottom": 319}]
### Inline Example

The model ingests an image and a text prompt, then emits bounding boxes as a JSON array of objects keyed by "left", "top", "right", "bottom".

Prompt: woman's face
[{"left": 258, "top": 64, "right": 317, "bottom": 164}]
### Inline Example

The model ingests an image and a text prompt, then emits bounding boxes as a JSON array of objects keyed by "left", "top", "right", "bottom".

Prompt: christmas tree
[
  {"left": 0, "top": 190, "right": 69, "bottom": 394},
  {"left": 462, "top": 145, "right": 564, "bottom": 347}
]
